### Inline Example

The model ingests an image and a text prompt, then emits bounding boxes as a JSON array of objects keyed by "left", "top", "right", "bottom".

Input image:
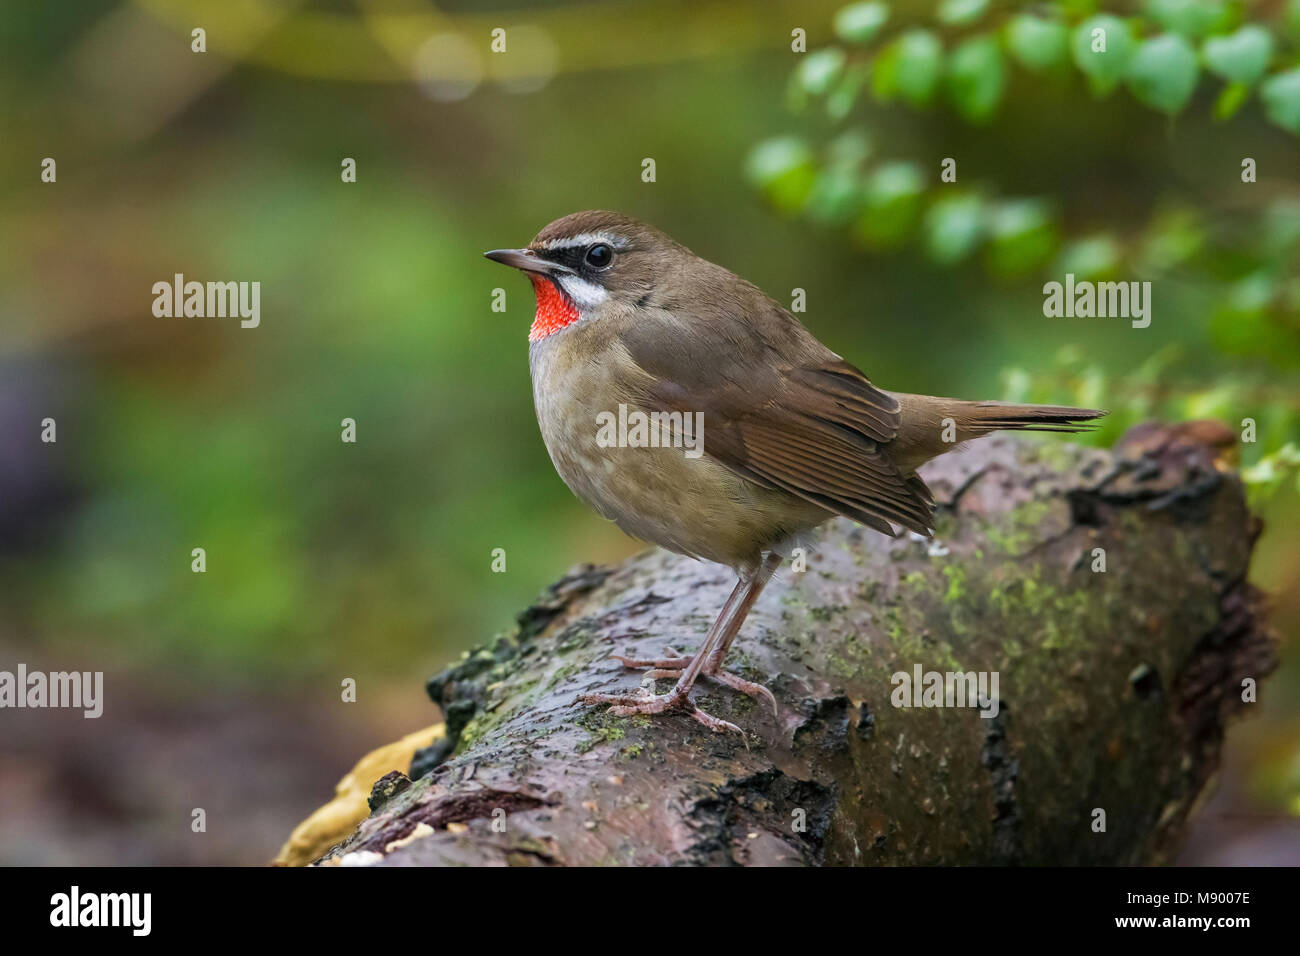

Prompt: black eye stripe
[
  {"left": 548, "top": 247, "right": 584, "bottom": 266},
  {"left": 531, "top": 240, "right": 620, "bottom": 271}
]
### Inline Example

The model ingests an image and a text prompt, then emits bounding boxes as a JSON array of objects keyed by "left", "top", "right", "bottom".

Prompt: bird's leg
[
  {"left": 699, "top": 551, "right": 783, "bottom": 715},
  {"left": 609, "top": 553, "right": 783, "bottom": 716},
  {"left": 615, "top": 553, "right": 782, "bottom": 716},
  {"left": 580, "top": 575, "right": 747, "bottom": 730},
  {"left": 580, "top": 552, "right": 783, "bottom": 731}
]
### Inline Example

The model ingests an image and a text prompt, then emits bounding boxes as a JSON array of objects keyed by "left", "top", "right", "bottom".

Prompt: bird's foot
[
  {"left": 577, "top": 687, "right": 742, "bottom": 734},
  {"left": 608, "top": 649, "right": 778, "bottom": 718}
]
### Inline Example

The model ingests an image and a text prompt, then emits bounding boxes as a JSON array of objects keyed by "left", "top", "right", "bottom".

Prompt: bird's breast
[{"left": 528, "top": 328, "right": 828, "bottom": 567}]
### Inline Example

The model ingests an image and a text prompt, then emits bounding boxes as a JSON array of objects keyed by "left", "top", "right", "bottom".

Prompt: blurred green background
[{"left": 0, "top": 0, "right": 1296, "bottom": 864}]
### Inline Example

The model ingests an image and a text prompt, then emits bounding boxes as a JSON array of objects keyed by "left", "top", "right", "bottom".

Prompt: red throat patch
[{"left": 528, "top": 275, "right": 581, "bottom": 342}]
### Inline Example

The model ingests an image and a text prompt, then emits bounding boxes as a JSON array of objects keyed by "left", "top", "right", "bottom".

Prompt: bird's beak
[{"left": 483, "top": 248, "right": 574, "bottom": 275}]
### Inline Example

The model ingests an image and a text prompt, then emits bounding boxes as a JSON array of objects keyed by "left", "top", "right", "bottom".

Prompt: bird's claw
[
  {"left": 574, "top": 649, "right": 778, "bottom": 735},
  {"left": 579, "top": 689, "right": 744, "bottom": 735},
  {"left": 608, "top": 651, "right": 779, "bottom": 719}
]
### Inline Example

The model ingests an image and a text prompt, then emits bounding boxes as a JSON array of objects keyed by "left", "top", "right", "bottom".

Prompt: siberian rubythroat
[{"left": 486, "top": 211, "right": 1105, "bottom": 733}]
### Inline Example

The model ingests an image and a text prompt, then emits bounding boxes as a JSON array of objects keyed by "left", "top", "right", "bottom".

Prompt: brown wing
[{"left": 618, "top": 302, "right": 934, "bottom": 537}]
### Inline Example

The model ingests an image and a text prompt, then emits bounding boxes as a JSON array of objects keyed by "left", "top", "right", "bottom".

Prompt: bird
[{"left": 485, "top": 210, "right": 1105, "bottom": 734}]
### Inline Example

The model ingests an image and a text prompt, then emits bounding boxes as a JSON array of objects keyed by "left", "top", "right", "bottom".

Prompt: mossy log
[{"left": 320, "top": 423, "right": 1276, "bottom": 866}]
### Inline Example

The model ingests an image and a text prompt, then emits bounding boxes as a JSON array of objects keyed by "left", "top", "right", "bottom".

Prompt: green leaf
[
  {"left": 826, "top": 62, "right": 870, "bottom": 120},
  {"left": 1005, "top": 15, "right": 1069, "bottom": 72},
  {"left": 796, "top": 48, "right": 846, "bottom": 96},
  {"left": 1202, "top": 25, "right": 1273, "bottom": 86},
  {"left": 1143, "top": 0, "right": 1230, "bottom": 39},
  {"left": 855, "top": 161, "right": 925, "bottom": 246},
  {"left": 1242, "top": 446, "right": 1300, "bottom": 495},
  {"left": 894, "top": 30, "right": 944, "bottom": 106},
  {"left": 984, "top": 199, "right": 1058, "bottom": 276},
  {"left": 1226, "top": 271, "right": 1275, "bottom": 312},
  {"left": 871, "top": 41, "right": 900, "bottom": 101},
  {"left": 947, "top": 35, "right": 1006, "bottom": 123},
  {"left": 1213, "top": 81, "right": 1250, "bottom": 121},
  {"left": 1289, "top": 0, "right": 1300, "bottom": 40},
  {"left": 1054, "top": 234, "right": 1121, "bottom": 279},
  {"left": 834, "top": 2, "right": 890, "bottom": 44},
  {"left": 745, "top": 137, "right": 817, "bottom": 213},
  {"left": 826, "top": 128, "right": 873, "bottom": 168},
  {"left": 1071, "top": 15, "right": 1135, "bottom": 95},
  {"left": 1260, "top": 68, "right": 1300, "bottom": 134},
  {"left": 805, "top": 167, "right": 864, "bottom": 225},
  {"left": 1240, "top": 456, "right": 1279, "bottom": 488},
  {"left": 924, "top": 194, "right": 984, "bottom": 264},
  {"left": 938, "top": 0, "right": 989, "bottom": 27},
  {"left": 1125, "top": 34, "right": 1199, "bottom": 114}
]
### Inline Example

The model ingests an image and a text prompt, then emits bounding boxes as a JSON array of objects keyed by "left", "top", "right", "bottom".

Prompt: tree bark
[{"left": 320, "top": 423, "right": 1277, "bottom": 866}]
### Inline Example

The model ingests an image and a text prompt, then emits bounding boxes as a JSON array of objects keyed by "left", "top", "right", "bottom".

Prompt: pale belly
[{"left": 530, "top": 331, "right": 828, "bottom": 569}]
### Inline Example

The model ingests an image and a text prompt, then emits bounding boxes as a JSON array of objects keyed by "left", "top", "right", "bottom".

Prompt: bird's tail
[
  {"left": 950, "top": 400, "right": 1108, "bottom": 436},
  {"left": 887, "top": 393, "right": 1107, "bottom": 473}
]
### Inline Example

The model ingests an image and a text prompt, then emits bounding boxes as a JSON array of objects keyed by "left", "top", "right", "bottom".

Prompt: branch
[{"left": 307, "top": 423, "right": 1277, "bottom": 866}]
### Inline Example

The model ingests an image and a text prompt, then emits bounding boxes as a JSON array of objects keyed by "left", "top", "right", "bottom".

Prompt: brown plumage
[{"left": 486, "top": 211, "right": 1105, "bottom": 732}]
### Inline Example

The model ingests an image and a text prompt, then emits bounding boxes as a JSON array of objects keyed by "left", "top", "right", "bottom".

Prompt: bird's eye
[{"left": 584, "top": 243, "right": 613, "bottom": 269}]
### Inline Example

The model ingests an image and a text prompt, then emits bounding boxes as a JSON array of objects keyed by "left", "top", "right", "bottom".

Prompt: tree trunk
[{"left": 320, "top": 423, "right": 1277, "bottom": 866}]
